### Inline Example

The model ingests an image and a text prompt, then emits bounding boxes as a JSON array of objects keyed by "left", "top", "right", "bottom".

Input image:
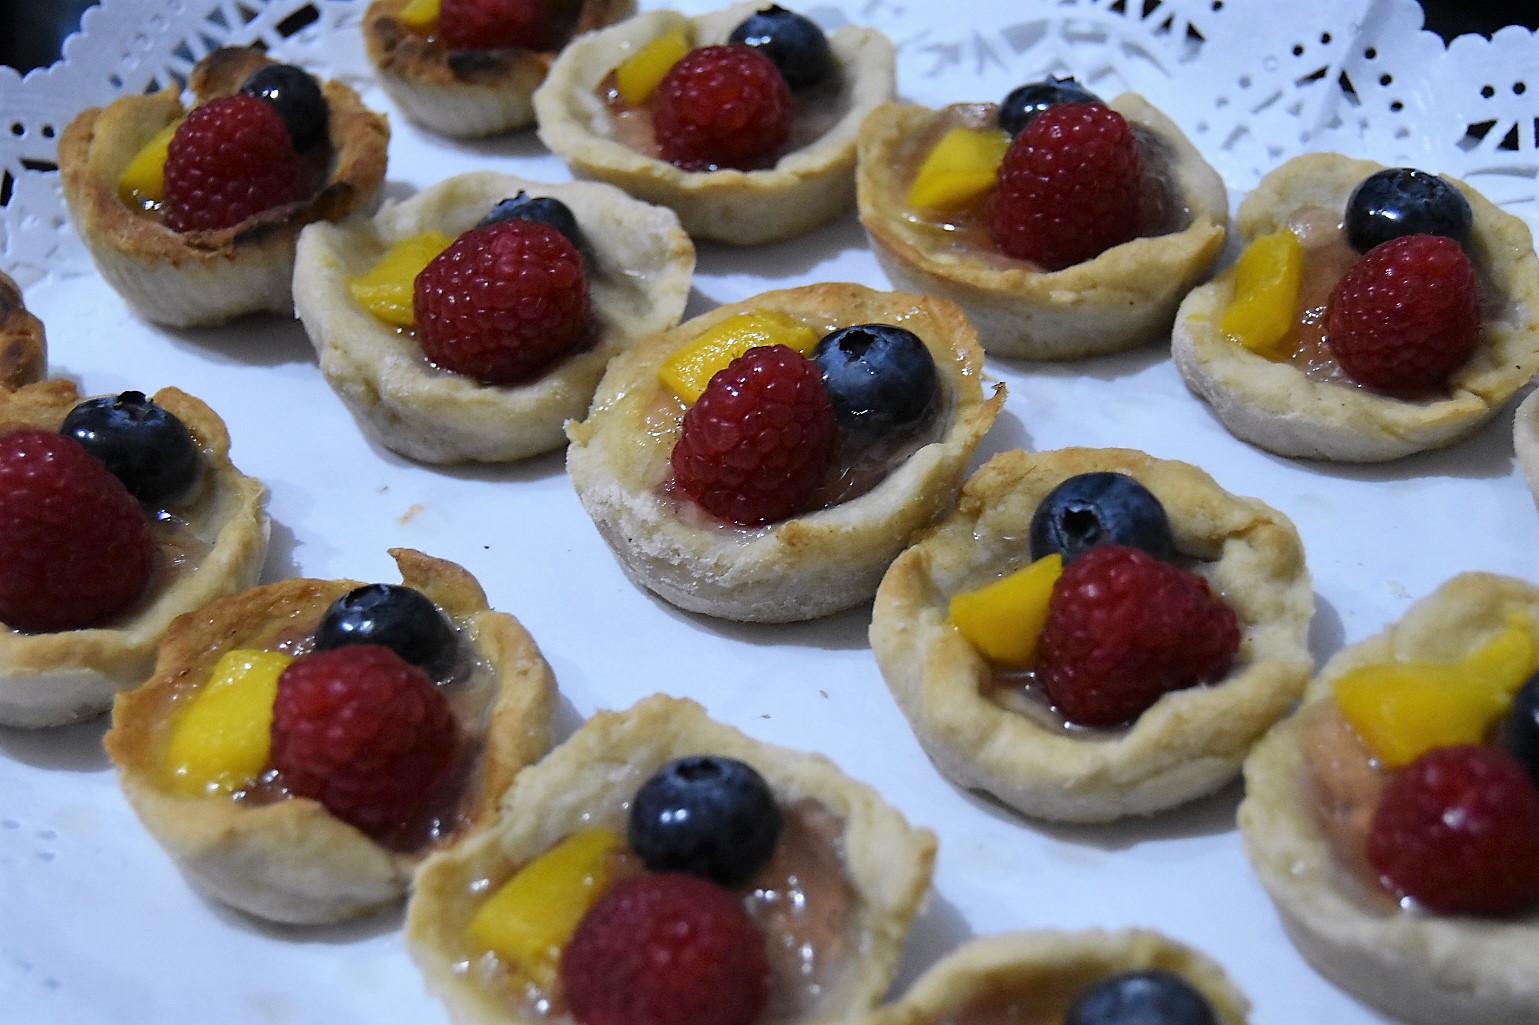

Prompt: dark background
[{"left": 1, "top": 1, "right": 1535, "bottom": 73}]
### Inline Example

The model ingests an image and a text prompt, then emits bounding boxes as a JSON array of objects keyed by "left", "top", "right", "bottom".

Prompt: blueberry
[
  {"left": 812, "top": 324, "right": 939, "bottom": 439},
  {"left": 1344, "top": 167, "right": 1473, "bottom": 254},
  {"left": 476, "top": 191, "right": 590, "bottom": 257},
  {"left": 998, "top": 76, "right": 1103, "bottom": 136},
  {"left": 1028, "top": 472, "right": 1175, "bottom": 564},
  {"left": 240, "top": 63, "right": 327, "bottom": 150},
  {"left": 1065, "top": 969, "right": 1219, "bottom": 1025},
  {"left": 59, "top": 391, "right": 200, "bottom": 506},
  {"left": 314, "top": 583, "right": 458, "bottom": 675},
  {"left": 628, "top": 755, "right": 782, "bottom": 888},
  {"left": 728, "top": 4, "right": 833, "bottom": 90},
  {"left": 1502, "top": 671, "right": 1539, "bottom": 788}
]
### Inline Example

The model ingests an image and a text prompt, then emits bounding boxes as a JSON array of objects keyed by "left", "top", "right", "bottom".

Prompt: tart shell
[
  {"left": 565, "top": 281, "right": 1005, "bottom": 623},
  {"left": 0, "top": 270, "right": 45, "bottom": 391},
  {"left": 870, "top": 447, "right": 1313, "bottom": 823},
  {"left": 293, "top": 170, "right": 695, "bottom": 464},
  {"left": 1171, "top": 152, "right": 1539, "bottom": 462}
]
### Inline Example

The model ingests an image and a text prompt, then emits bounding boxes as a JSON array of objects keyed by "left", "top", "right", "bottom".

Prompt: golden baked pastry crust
[
  {"left": 870, "top": 447, "right": 1313, "bottom": 823},
  {"left": 857, "top": 95, "right": 1228, "bottom": 361},
  {"left": 1238, "top": 572, "right": 1539, "bottom": 1025},
  {"left": 363, "top": 0, "right": 637, "bottom": 138},
  {"left": 0, "top": 380, "right": 269, "bottom": 728},
  {"left": 58, "top": 46, "right": 390, "bottom": 328},
  {"left": 293, "top": 170, "right": 695, "bottom": 464},
  {"left": 105, "top": 548, "right": 558, "bottom": 925},
  {"left": 565, "top": 282, "right": 1004, "bottom": 623},
  {"left": 407, "top": 693, "right": 937, "bottom": 1025},
  {"left": 861, "top": 929, "right": 1250, "bottom": 1025},
  {"left": 0, "top": 270, "right": 45, "bottom": 391},
  {"left": 1172, "top": 152, "right": 1539, "bottom": 462},
  {"left": 532, "top": 3, "right": 896, "bottom": 245}
]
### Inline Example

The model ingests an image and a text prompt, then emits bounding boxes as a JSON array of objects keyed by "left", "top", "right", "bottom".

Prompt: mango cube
[
  {"left": 948, "top": 554, "right": 1064, "bottom": 668},
  {"left": 347, "top": 231, "right": 453, "bottom": 328},
  {"left": 906, "top": 127, "right": 1011, "bottom": 211},
  {"left": 398, "top": 0, "right": 440, "bottom": 32},
  {"left": 165, "top": 648, "right": 292, "bottom": 795},
  {"left": 117, "top": 120, "right": 181, "bottom": 208},
  {"left": 659, "top": 310, "right": 820, "bottom": 402},
  {"left": 1220, "top": 229, "right": 1303, "bottom": 360},
  {"left": 616, "top": 25, "right": 692, "bottom": 106}
]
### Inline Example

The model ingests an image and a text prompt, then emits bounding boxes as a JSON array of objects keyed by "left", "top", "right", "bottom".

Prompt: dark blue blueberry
[
  {"left": 728, "top": 4, "right": 833, "bottom": 90},
  {"left": 628, "top": 755, "right": 782, "bottom": 888},
  {"left": 314, "top": 583, "right": 458, "bottom": 675},
  {"left": 1344, "top": 167, "right": 1473, "bottom": 254},
  {"left": 240, "top": 63, "right": 328, "bottom": 150},
  {"left": 811, "top": 323, "right": 939, "bottom": 440},
  {"left": 1502, "top": 671, "right": 1539, "bottom": 788},
  {"left": 1028, "top": 472, "right": 1175, "bottom": 564},
  {"left": 59, "top": 391, "right": 200, "bottom": 507},
  {"left": 477, "top": 191, "right": 591, "bottom": 258},
  {"left": 998, "top": 76, "right": 1103, "bottom": 136},
  {"left": 1065, "top": 969, "right": 1219, "bottom": 1025}
]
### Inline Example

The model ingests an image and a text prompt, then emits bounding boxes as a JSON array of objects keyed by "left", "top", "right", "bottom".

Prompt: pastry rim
[
  {"left": 104, "top": 548, "right": 558, "bottom": 925},
  {"left": 1171, "top": 151, "right": 1539, "bottom": 462},
  {"left": 292, "top": 169, "right": 696, "bottom": 465},
  {"left": 869, "top": 446, "right": 1314, "bottom": 823},
  {"left": 0, "top": 270, "right": 45, "bottom": 391}
]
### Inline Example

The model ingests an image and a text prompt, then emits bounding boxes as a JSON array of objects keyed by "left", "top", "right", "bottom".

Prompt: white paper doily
[{"left": 2, "top": 2, "right": 1538, "bottom": 1025}]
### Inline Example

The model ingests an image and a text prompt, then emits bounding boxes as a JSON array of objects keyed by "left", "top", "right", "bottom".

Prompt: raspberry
[
  {"left": 270, "top": 645, "right": 457, "bottom": 847},
  {"left": 670, "top": 344, "right": 835, "bottom": 526},
  {"left": 987, "top": 102, "right": 1142, "bottom": 271},
  {"left": 559, "top": 873, "right": 770, "bottom": 1025},
  {"left": 1367, "top": 744, "right": 1539, "bottom": 916},
  {"left": 0, "top": 429, "right": 155, "bottom": 633},
  {"left": 1325, "top": 233, "right": 1481, "bottom": 394},
  {"left": 438, "top": 0, "right": 566, "bottom": 51},
  {"left": 413, "top": 219, "right": 589, "bottom": 385},
  {"left": 652, "top": 45, "right": 793, "bottom": 171},
  {"left": 1036, "top": 544, "right": 1240, "bottom": 727},
  {"left": 163, "top": 94, "right": 311, "bottom": 233}
]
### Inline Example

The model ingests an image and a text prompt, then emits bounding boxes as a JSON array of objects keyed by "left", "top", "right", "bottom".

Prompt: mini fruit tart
[
  {"left": 856, "top": 80, "right": 1228, "bottom": 360},
  {"left": 104, "top": 548, "right": 557, "bottom": 925},
  {"left": 363, "top": 0, "right": 637, "bottom": 139},
  {"left": 59, "top": 46, "right": 389, "bottom": 328},
  {"left": 870, "top": 447, "right": 1312, "bottom": 823},
  {"left": 566, "top": 281, "right": 1004, "bottom": 622},
  {"left": 532, "top": 3, "right": 896, "bottom": 244},
  {"left": 1172, "top": 152, "right": 1539, "bottom": 462},
  {"left": 1513, "top": 389, "right": 1539, "bottom": 503},
  {"left": 0, "top": 270, "right": 45, "bottom": 390},
  {"left": 293, "top": 170, "right": 695, "bottom": 464},
  {"left": 407, "top": 693, "right": 936, "bottom": 1025},
  {"left": 1239, "top": 573, "right": 1539, "bottom": 1025},
  {"left": 861, "top": 929, "right": 1249, "bottom": 1025},
  {"left": 0, "top": 381, "right": 269, "bottom": 728}
]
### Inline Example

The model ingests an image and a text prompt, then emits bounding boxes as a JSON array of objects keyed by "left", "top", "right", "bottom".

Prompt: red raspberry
[
  {"left": 270, "top": 645, "right": 457, "bottom": 847},
  {"left": 652, "top": 45, "right": 792, "bottom": 171},
  {"left": 0, "top": 429, "right": 155, "bottom": 633},
  {"left": 670, "top": 344, "right": 835, "bottom": 527},
  {"left": 163, "top": 94, "right": 311, "bottom": 233},
  {"left": 560, "top": 873, "right": 770, "bottom": 1025},
  {"left": 438, "top": 0, "right": 565, "bottom": 51},
  {"left": 413, "top": 219, "right": 589, "bottom": 385},
  {"left": 987, "top": 102, "right": 1142, "bottom": 271},
  {"left": 1325, "top": 233, "right": 1481, "bottom": 394},
  {"left": 1367, "top": 744, "right": 1539, "bottom": 916},
  {"left": 1037, "top": 544, "right": 1240, "bottom": 727}
]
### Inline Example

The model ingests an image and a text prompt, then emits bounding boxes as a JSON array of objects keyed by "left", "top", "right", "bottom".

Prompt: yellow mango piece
[
  {"left": 906, "top": 127, "right": 1012, "bottom": 211},
  {"left": 948, "top": 554, "right": 1064, "bottom": 669},
  {"left": 1219, "top": 229, "right": 1303, "bottom": 360},
  {"left": 616, "top": 25, "right": 692, "bottom": 106},
  {"left": 398, "top": 0, "right": 440, "bottom": 32},
  {"left": 117, "top": 120, "right": 181, "bottom": 208},
  {"left": 164, "top": 649, "right": 292, "bottom": 796},
  {"left": 1333, "top": 615, "right": 1538, "bottom": 768},
  {"left": 347, "top": 231, "right": 454, "bottom": 328},
  {"left": 467, "top": 828, "right": 625, "bottom": 989},
  {"left": 659, "top": 310, "right": 821, "bottom": 402}
]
